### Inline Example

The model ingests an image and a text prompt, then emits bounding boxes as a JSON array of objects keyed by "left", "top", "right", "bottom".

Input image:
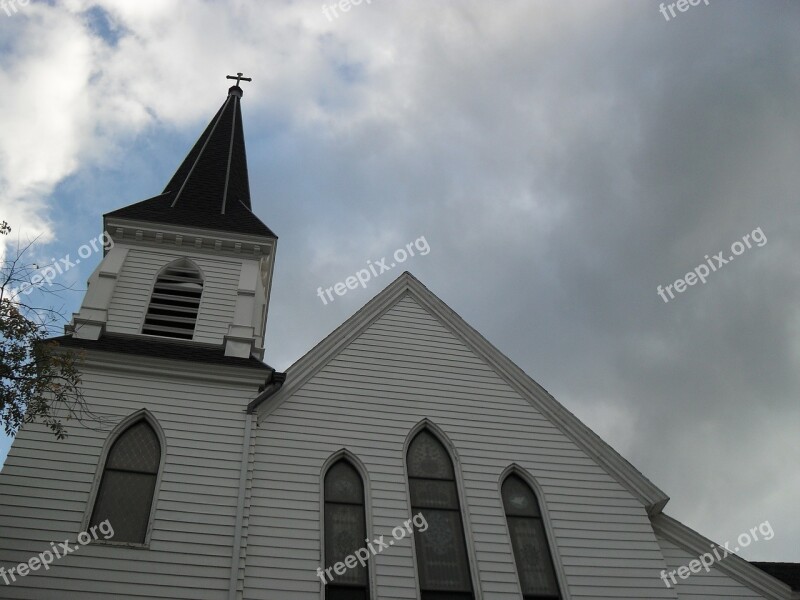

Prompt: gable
[
  {"left": 248, "top": 279, "right": 681, "bottom": 598},
  {"left": 256, "top": 272, "right": 668, "bottom": 513}
]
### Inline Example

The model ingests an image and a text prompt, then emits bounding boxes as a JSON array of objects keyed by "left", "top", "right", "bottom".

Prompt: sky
[{"left": 0, "top": 0, "right": 798, "bottom": 562}]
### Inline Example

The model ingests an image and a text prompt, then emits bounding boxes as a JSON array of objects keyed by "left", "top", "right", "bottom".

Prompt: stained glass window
[
  {"left": 90, "top": 420, "right": 161, "bottom": 544},
  {"left": 501, "top": 474, "right": 561, "bottom": 599},
  {"left": 407, "top": 430, "right": 474, "bottom": 600},
  {"left": 324, "top": 460, "right": 370, "bottom": 599}
]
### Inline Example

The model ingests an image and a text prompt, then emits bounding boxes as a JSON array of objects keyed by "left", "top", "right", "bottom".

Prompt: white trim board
[
  {"left": 256, "top": 271, "right": 670, "bottom": 514},
  {"left": 652, "top": 513, "right": 792, "bottom": 600}
]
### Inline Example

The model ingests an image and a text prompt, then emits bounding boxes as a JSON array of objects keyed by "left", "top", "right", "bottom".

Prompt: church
[{"left": 0, "top": 78, "right": 796, "bottom": 600}]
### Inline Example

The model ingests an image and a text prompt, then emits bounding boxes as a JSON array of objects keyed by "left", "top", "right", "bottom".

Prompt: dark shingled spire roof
[
  {"left": 752, "top": 563, "right": 800, "bottom": 591},
  {"left": 106, "top": 85, "right": 275, "bottom": 238}
]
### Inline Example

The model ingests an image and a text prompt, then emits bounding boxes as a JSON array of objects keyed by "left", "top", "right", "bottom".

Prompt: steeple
[
  {"left": 68, "top": 76, "right": 278, "bottom": 362},
  {"left": 106, "top": 78, "right": 275, "bottom": 238}
]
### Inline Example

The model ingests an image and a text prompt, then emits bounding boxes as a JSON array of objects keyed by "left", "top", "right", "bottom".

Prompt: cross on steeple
[{"left": 226, "top": 72, "right": 252, "bottom": 87}]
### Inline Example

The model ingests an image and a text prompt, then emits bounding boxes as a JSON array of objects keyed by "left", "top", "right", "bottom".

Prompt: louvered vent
[{"left": 142, "top": 261, "right": 203, "bottom": 340}]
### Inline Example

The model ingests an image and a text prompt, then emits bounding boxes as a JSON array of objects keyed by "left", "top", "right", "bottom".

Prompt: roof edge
[
  {"left": 52, "top": 334, "right": 272, "bottom": 385},
  {"left": 258, "top": 271, "right": 669, "bottom": 512},
  {"left": 103, "top": 215, "right": 278, "bottom": 243},
  {"left": 752, "top": 564, "right": 800, "bottom": 594},
  {"left": 652, "top": 514, "right": 793, "bottom": 600}
]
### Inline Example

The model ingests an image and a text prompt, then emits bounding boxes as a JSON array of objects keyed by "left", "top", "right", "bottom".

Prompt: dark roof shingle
[
  {"left": 105, "top": 86, "right": 275, "bottom": 239},
  {"left": 752, "top": 562, "right": 800, "bottom": 591}
]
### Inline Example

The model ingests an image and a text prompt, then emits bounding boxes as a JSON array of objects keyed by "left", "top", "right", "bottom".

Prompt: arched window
[
  {"left": 406, "top": 429, "right": 474, "bottom": 600},
  {"left": 324, "top": 459, "right": 370, "bottom": 599},
  {"left": 501, "top": 474, "right": 561, "bottom": 599},
  {"left": 142, "top": 259, "right": 203, "bottom": 340},
  {"left": 90, "top": 420, "right": 161, "bottom": 544}
]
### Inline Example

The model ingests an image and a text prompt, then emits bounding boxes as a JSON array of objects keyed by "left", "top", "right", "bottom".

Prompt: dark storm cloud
[
  {"left": 0, "top": 0, "right": 796, "bottom": 559},
  {"left": 253, "top": 0, "right": 799, "bottom": 559}
]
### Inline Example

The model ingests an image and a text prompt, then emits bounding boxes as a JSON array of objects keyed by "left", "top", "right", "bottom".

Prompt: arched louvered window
[
  {"left": 502, "top": 474, "right": 561, "bottom": 599},
  {"left": 407, "top": 429, "right": 474, "bottom": 600},
  {"left": 142, "top": 260, "right": 203, "bottom": 339},
  {"left": 90, "top": 420, "right": 161, "bottom": 544},
  {"left": 324, "top": 460, "right": 370, "bottom": 600}
]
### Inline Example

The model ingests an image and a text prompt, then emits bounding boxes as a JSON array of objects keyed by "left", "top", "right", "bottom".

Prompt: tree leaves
[{"left": 1, "top": 220, "right": 91, "bottom": 439}]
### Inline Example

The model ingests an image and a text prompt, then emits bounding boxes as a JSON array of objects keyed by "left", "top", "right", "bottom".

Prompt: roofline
[
  {"left": 104, "top": 212, "right": 276, "bottom": 240},
  {"left": 52, "top": 340, "right": 272, "bottom": 388},
  {"left": 102, "top": 216, "right": 278, "bottom": 259},
  {"left": 255, "top": 271, "right": 670, "bottom": 513},
  {"left": 246, "top": 371, "right": 287, "bottom": 413},
  {"left": 652, "top": 514, "right": 793, "bottom": 600}
]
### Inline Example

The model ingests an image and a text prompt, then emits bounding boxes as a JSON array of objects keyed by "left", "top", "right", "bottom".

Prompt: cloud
[{"left": 0, "top": 0, "right": 797, "bottom": 562}]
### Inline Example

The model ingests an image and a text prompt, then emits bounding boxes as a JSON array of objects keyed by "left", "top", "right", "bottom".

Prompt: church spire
[{"left": 106, "top": 74, "right": 275, "bottom": 238}]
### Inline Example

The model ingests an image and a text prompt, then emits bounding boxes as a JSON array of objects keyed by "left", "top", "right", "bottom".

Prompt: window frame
[
  {"left": 319, "top": 450, "right": 376, "bottom": 600},
  {"left": 498, "top": 466, "right": 570, "bottom": 600},
  {"left": 82, "top": 409, "right": 166, "bottom": 549},
  {"left": 140, "top": 258, "right": 205, "bottom": 341},
  {"left": 403, "top": 420, "right": 482, "bottom": 600}
]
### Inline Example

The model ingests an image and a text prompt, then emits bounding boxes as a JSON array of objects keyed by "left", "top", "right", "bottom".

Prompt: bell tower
[{"left": 67, "top": 76, "right": 276, "bottom": 360}]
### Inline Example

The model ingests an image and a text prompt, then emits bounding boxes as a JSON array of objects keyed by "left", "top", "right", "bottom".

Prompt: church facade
[{"left": 0, "top": 82, "right": 795, "bottom": 600}]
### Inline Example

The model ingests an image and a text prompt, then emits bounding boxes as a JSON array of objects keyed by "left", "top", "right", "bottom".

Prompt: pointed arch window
[
  {"left": 142, "top": 260, "right": 203, "bottom": 340},
  {"left": 502, "top": 474, "right": 561, "bottom": 599},
  {"left": 90, "top": 420, "right": 161, "bottom": 544},
  {"left": 407, "top": 429, "right": 474, "bottom": 600},
  {"left": 324, "top": 459, "right": 370, "bottom": 600}
]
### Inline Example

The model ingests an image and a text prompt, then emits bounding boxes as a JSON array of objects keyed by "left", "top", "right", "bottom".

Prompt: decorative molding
[
  {"left": 54, "top": 344, "right": 270, "bottom": 388},
  {"left": 104, "top": 217, "right": 276, "bottom": 259},
  {"left": 228, "top": 413, "right": 254, "bottom": 600}
]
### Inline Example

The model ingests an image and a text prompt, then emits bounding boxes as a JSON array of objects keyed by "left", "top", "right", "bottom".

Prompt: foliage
[{"left": 1, "top": 221, "right": 89, "bottom": 439}]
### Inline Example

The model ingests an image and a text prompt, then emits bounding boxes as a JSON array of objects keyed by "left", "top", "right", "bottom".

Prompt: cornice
[
  {"left": 103, "top": 217, "right": 276, "bottom": 260},
  {"left": 58, "top": 345, "right": 271, "bottom": 389}
]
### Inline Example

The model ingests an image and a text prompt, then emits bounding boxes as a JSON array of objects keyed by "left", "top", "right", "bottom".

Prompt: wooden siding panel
[
  {"left": 656, "top": 536, "right": 767, "bottom": 599},
  {"left": 0, "top": 365, "right": 257, "bottom": 600},
  {"left": 244, "top": 295, "right": 678, "bottom": 600},
  {"left": 105, "top": 247, "right": 241, "bottom": 344}
]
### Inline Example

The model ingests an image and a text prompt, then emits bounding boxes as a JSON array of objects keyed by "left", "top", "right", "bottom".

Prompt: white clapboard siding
[
  {"left": 0, "top": 363, "right": 259, "bottom": 600},
  {"left": 243, "top": 294, "right": 678, "bottom": 600},
  {"left": 657, "top": 536, "right": 767, "bottom": 599},
  {"left": 105, "top": 246, "right": 241, "bottom": 344}
]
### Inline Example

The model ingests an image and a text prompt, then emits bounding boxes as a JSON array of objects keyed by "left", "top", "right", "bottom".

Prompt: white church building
[{"left": 0, "top": 80, "right": 797, "bottom": 600}]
